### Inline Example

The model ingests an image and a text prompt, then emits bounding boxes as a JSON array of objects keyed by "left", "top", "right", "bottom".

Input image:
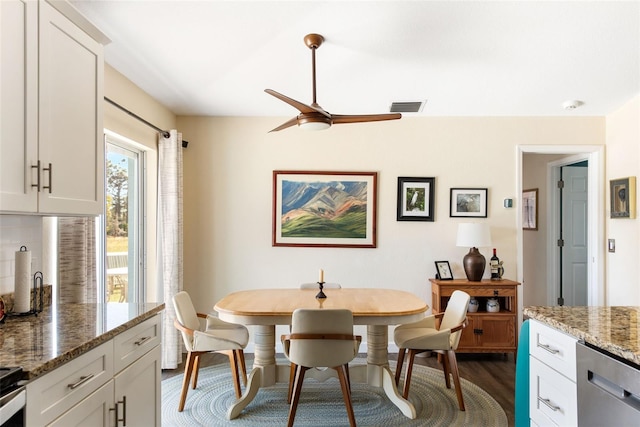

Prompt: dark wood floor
[{"left": 163, "top": 352, "right": 516, "bottom": 427}]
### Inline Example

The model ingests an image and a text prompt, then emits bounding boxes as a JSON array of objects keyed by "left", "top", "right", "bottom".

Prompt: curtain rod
[{"left": 104, "top": 96, "right": 188, "bottom": 147}]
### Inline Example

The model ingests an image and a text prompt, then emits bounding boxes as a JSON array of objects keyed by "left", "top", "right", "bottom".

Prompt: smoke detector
[{"left": 562, "top": 100, "right": 584, "bottom": 110}]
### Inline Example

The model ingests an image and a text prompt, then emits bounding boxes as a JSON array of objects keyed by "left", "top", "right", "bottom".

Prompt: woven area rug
[{"left": 162, "top": 359, "right": 507, "bottom": 426}]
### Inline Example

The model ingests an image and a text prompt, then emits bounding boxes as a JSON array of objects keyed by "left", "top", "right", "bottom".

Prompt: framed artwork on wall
[
  {"left": 397, "top": 177, "right": 435, "bottom": 221},
  {"left": 449, "top": 188, "right": 488, "bottom": 218},
  {"left": 522, "top": 188, "right": 538, "bottom": 230},
  {"left": 610, "top": 176, "right": 636, "bottom": 219},
  {"left": 272, "top": 170, "right": 377, "bottom": 248}
]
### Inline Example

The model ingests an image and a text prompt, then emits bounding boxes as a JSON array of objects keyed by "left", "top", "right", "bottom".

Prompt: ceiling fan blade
[
  {"left": 265, "top": 89, "right": 318, "bottom": 114},
  {"left": 269, "top": 116, "right": 299, "bottom": 132},
  {"left": 332, "top": 113, "right": 402, "bottom": 124}
]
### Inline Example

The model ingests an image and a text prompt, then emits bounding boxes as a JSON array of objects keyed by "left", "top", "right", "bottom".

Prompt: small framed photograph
[
  {"left": 435, "top": 261, "right": 453, "bottom": 280},
  {"left": 522, "top": 188, "right": 538, "bottom": 230},
  {"left": 610, "top": 177, "right": 636, "bottom": 219},
  {"left": 450, "top": 188, "right": 488, "bottom": 218},
  {"left": 397, "top": 177, "right": 435, "bottom": 221}
]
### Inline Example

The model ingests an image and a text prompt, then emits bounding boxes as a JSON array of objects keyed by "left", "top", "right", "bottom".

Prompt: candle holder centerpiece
[{"left": 316, "top": 282, "right": 326, "bottom": 299}]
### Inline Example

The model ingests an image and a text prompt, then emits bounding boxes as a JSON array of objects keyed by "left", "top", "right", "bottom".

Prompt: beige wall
[
  {"left": 606, "top": 95, "right": 640, "bottom": 305},
  {"left": 104, "top": 66, "right": 639, "bottom": 313},
  {"left": 104, "top": 64, "right": 177, "bottom": 302},
  {"left": 177, "top": 115, "right": 605, "bottom": 316}
]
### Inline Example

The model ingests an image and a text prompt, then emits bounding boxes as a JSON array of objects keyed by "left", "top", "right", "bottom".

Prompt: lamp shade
[
  {"left": 456, "top": 223, "right": 492, "bottom": 248},
  {"left": 456, "top": 223, "right": 492, "bottom": 282}
]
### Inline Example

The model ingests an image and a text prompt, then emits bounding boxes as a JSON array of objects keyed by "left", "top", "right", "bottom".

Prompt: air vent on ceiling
[{"left": 390, "top": 101, "right": 426, "bottom": 113}]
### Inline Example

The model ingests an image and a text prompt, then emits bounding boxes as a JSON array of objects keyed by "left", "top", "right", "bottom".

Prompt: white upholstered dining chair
[
  {"left": 281, "top": 308, "right": 362, "bottom": 427},
  {"left": 172, "top": 291, "right": 249, "bottom": 412},
  {"left": 393, "top": 289, "right": 470, "bottom": 411}
]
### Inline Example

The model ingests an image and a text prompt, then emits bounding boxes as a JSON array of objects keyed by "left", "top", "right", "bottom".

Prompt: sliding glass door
[{"left": 105, "top": 134, "right": 146, "bottom": 302}]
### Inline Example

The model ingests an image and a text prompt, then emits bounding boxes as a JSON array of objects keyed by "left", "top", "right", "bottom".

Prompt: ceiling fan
[{"left": 265, "top": 33, "right": 401, "bottom": 132}]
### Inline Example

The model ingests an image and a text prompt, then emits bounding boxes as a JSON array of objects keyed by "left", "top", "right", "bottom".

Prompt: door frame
[{"left": 516, "top": 145, "right": 605, "bottom": 324}]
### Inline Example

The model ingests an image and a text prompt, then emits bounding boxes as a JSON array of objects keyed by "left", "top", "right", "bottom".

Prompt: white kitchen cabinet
[
  {"left": 26, "top": 314, "right": 162, "bottom": 426},
  {"left": 0, "top": 0, "right": 108, "bottom": 215},
  {"left": 528, "top": 319, "right": 578, "bottom": 427}
]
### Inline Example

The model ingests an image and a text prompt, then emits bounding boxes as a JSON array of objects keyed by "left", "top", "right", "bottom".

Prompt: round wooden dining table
[{"left": 214, "top": 287, "right": 428, "bottom": 420}]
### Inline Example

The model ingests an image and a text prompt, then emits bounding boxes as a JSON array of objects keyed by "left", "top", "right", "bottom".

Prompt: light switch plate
[{"left": 608, "top": 239, "right": 615, "bottom": 253}]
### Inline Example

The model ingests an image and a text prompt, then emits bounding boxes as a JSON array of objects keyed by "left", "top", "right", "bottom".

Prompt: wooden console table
[{"left": 430, "top": 278, "right": 521, "bottom": 355}]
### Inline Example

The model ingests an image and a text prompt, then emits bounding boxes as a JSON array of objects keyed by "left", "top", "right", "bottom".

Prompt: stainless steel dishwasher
[{"left": 577, "top": 341, "right": 640, "bottom": 426}]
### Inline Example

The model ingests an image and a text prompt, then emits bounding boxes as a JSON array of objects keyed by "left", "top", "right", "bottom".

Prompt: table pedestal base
[{"left": 226, "top": 324, "right": 417, "bottom": 420}]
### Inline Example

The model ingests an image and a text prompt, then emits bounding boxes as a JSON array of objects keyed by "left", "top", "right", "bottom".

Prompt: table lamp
[{"left": 456, "top": 223, "right": 492, "bottom": 282}]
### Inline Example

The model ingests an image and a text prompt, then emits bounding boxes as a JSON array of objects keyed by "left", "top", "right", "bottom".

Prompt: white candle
[{"left": 319, "top": 269, "right": 324, "bottom": 283}]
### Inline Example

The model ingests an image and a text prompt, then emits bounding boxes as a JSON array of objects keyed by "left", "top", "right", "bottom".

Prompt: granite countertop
[
  {"left": 0, "top": 302, "right": 164, "bottom": 379},
  {"left": 524, "top": 306, "right": 640, "bottom": 366}
]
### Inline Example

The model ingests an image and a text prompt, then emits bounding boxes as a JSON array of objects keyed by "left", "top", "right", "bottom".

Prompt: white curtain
[{"left": 157, "top": 130, "right": 184, "bottom": 369}]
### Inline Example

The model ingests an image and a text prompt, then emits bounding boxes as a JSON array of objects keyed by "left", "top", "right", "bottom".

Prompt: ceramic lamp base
[{"left": 463, "top": 247, "right": 486, "bottom": 281}]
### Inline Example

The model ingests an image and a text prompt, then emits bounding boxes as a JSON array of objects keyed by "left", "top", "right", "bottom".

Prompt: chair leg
[
  {"left": 336, "top": 365, "right": 357, "bottom": 427},
  {"left": 441, "top": 350, "right": 452, "bottom": 389},
  {"left": 226, "top": 350, "right": 242, "bottom": 398},
  {"left": 402, "top": 349, "right": 417, "bottom": 399},
  {"left": 178, "top": 351, "right": 197, "bottom": 412},
  {"left": 288, "top": 363, "right": 297, "bottom": 404},
  {"left": 446, "top": 350, "right": 465, "bottom": 411},
  {"left": 191, "top": 354, "right": 201, "bottom": 389},
  {"left": 287, "top": 366, "right": 309, "bottom": 427},
  {"left": 395, "top": 348, "right": 406, "bottom": 386},
  {"left": 237, "top": 349, "right": 248, "bottom": 386}
]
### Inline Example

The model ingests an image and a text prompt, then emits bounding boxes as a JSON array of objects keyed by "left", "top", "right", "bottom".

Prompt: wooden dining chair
[
  {"left": 393, "top": 290, "right": 470, "bottom": 410},
  {"left": 281, "top": 308, "right": 362, "bottom": 427},
  {"left": 172, "top": 291, "right": 249, "bottom": 412}
]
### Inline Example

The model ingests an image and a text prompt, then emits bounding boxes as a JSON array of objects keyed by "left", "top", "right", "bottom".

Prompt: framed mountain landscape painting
[{"left": 273, "top": 171, "right": 377, "bottom": 248}]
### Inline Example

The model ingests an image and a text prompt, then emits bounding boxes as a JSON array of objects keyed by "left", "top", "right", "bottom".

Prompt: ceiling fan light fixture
[{"left": 298, "top": 114, "right": 332, "bottom": 131}]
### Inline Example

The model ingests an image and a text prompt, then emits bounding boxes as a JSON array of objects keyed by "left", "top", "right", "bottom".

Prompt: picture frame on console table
[
  {"left": 434, "top": 261, "right": 453, "bottom": 280},
  {"left": 450, "top": 188, "right": 488, "bottom": 218},
  {"left": 272, "top": 170, "right": 377, "bottom": 248},
  {"left": 610, "top": 177, "right": 636, "bottom": 219},
  {"left": 397, "top": 177, "right": 435, "bottom": 221}
]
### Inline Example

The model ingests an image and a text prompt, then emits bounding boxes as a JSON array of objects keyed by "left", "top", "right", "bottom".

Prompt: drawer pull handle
[
  {"left": 68, "top": 373, "right": 94, "bottom": 389},
  {"left": 538, "top": 397, "right": 561, "bottom": 412},
  {"left": 537, "top": 343, "right": 560, "bottom": 354},
  {"left": 134, "top": 336, "right": 152, "bottom": 346}
]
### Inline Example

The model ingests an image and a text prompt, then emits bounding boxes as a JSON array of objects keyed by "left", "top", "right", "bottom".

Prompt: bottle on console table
[{"left": 490, "top": 248, "right": 500, "bottom": 280}]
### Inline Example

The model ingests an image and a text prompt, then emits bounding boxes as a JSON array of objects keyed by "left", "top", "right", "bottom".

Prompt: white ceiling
[{"left": 71, "top": 0, "right": 640, "bottom": 118}]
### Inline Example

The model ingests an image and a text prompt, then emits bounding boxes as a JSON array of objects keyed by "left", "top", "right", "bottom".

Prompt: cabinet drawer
[
  {"left": 114, "top": 314, "right": 161, "bottom": 373},
  {"left": 530, "top": 320, "right": 577, "bottom": 382},
  {"left": 26, "top": 341, "right": 114, "bottom": 426},
  {"left": 529, "top": 357, "right": 578, "bottom": 427},
  {"left": 440, "top": 286, "right": 516, "bottom": 298}
]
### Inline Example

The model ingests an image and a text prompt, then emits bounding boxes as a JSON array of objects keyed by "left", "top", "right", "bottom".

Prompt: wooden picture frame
[
  {"left": 273, "top": 170, "right": 377, "bottom": 248},
  {"left": 610, "top": 177, "right": 636, "bottom": 219},
  {"left": 397, "top": 177, "right": 435, "bottom": 221},
  {"left": 449, "top": 188, "right": 488, "bottom": 218},
  {"left": 435, "top": 261, "right": 453, "bottom": 280},
  {"left": 522, "top": 188, "right": 538, "bottom": 230}
]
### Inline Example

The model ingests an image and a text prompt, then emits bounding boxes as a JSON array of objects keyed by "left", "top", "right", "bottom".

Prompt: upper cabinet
[{"left": 0, "top": 0, "right": 109, "bottom": 215}]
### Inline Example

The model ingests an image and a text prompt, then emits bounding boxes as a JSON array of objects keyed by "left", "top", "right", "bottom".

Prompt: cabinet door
[
  {"left": 478, "top": 315, "right": 516, "bottom": 349},
  {"left": 49, "top": 381, "right": 114, "bottom": 427},
  {"left": 457, "top": 316, "right": 477, "bottom": 349},
  {"left": 38, "top": 1, "right": 104, "bottom": 215},
  {"left": 114, "top": 346, "right": 161, "bottom": 427},
  {"left": 0, "top": 0, "right": 38, "bottom": 212}
]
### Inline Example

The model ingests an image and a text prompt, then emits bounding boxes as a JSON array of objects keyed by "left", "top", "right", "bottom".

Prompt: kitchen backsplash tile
[{"left": 0, "top": 215, "right": 43, "bottom": 295}]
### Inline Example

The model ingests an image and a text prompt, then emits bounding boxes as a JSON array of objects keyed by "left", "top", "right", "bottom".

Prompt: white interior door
[{"left": 560, "top": 164, "right": 588, "bottom": 306}]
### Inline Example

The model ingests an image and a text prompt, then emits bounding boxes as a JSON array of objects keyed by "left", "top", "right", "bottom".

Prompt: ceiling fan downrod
[{"left": 304, "top": 33, "right": 324, "bottom": 107}]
